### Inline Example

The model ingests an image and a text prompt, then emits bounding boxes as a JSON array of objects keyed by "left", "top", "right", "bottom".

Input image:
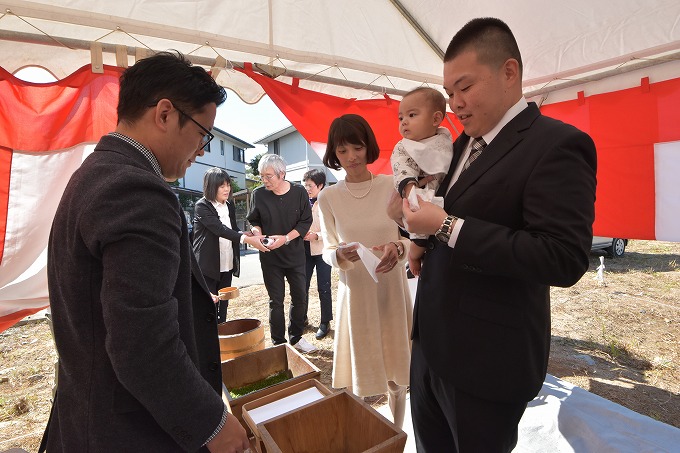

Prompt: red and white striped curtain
[
  {"left": 0, "top": 65, "right": 121, "bottom": 331},
  {"left": 1, "top": 63, "right": 679, "bottom": 332}
]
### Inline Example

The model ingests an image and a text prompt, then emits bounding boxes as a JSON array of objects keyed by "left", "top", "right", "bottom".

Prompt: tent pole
[
  {"left": 523, "top": 51, "right": 680, "bottom": 98},
  {"left": 2, "top": 30, "right": 678, "bottom": 100},
  {"left": 0, "top": 29, "right": 410, "bottom": 97},
  {"left": 388, "top": 0, "right": 444, "bottom": 60}
]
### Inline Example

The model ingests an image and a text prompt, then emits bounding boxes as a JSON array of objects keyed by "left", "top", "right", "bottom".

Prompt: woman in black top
[{"left": 193, "top": 167, "right": 267, "bottom": 322}]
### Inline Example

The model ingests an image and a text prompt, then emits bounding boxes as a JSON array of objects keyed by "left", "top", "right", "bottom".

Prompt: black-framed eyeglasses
[
  {"left": 174, "top": 106, "right": 214, "bottom": 151},
  {"left": 148, "top": 100, "right": 214, "bottom": 150}
]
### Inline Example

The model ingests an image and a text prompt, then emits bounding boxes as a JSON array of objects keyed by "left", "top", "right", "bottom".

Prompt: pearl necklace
[{"left": 344, "top": 172, "right": 374, "bottom": 199}]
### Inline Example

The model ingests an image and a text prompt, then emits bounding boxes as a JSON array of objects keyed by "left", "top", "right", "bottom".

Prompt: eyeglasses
[
  {"left": 148, "top": 100, "right": 214, "bottom": 150},
  {"left": 174, "top": 106, "right": 214, "bottom": 151},
  {"left": 259, "top": 174, "right": 278, "bottom": 181}
]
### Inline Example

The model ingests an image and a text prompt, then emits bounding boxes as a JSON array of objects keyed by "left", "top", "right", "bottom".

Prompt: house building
[
  {"left": 255, "top": 125, "right": 343, "bottom": 184},
  {"left": 179, "top": 126, "right": 253, "bottom": 193},
  {"left": 173, "top": 127, "right": 254, "bottom": 232}
]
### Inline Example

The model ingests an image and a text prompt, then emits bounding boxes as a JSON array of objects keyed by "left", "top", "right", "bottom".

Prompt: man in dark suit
[
  {"left": 401, "top": 18, "right": 597, "bottom": 452},
  {"left": 44, "top": 52, "right": 249, "bottom": 452}
]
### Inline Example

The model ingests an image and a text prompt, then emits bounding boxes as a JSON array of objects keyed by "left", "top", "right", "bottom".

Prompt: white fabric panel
[
  {"left": 2, "top": 0, "right": 679, "bottom": 100},
  {"left": 654, "top": 141, "right": 680, "bottom": 242},
  {"left": 0, "top": 144, "right": 94, "bottom": 316},
  {"left": 378, "top": 374, "right": 680, "bottom": 453},
  {"left": 514, "top": 374, "right": 680, "bottom": 452}
]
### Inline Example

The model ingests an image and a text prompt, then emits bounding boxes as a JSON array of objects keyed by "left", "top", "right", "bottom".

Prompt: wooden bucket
[
  {"left": 218, "top": 318, "right": 265, "bottom": 361},
  {"left": 218, "top": 286, "right": 240, "bottom": 300}
]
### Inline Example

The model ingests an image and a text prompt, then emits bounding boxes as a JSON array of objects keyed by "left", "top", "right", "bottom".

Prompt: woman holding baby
[{"left": 317, "top": 114, "right": 412, "bottom": 428}]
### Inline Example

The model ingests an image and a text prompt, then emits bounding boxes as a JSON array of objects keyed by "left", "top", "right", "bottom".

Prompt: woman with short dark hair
[
  {"left": 302, "top": 169, "right": 333, "bottom": 339},
  {"left": 318, "top": 114, "right": 412, "bottom": 429},
  {"left": 193, "top": 167, "right": 267, "bottom": 322}
]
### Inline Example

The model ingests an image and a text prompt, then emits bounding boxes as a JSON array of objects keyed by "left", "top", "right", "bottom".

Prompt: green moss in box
[{"left": 228, "top": 370, "right": 294, "bottom": 399}]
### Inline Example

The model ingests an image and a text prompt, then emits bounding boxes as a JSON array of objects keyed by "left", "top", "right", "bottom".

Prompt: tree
[{"left": 248, "top": 153, "right": 264, "bottom": 177}]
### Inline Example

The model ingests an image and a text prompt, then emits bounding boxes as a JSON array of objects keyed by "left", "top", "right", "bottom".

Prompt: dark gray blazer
[
  {"left": 45, "top": 135, "right": 224, "bottom": 452},
  {"left": 413, "top": 103, "right": 597, "bottom": 404},
  {"left": 192, "top": 197, "right": 242, "bottom": 281}
]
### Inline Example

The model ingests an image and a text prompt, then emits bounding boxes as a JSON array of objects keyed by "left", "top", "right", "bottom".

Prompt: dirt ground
[{"left": 1, "top": 240, "right": 678, "bottom": 451}]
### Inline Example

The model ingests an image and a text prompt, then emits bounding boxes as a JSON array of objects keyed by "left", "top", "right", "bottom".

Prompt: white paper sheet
[
  {"left": 247, "top": 387, "right": 326, "bottom": 425},
  {"left": 342, "top": 242, "right": 382, "bottom": 282}
]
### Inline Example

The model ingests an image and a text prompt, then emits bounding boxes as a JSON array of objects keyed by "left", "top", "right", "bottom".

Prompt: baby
[{"left": 391, "top": 87, "right": 453, "bottom": 275}]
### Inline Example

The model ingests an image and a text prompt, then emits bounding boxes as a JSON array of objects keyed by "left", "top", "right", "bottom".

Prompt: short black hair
[
  {"left": 117, "top": 51, "right": 227, "bottom": 126},
  {"left": 323, "top": 114, "right": 380, "bottom": 171},
  {"left": 444, "top": 18, "right": 523, "bottom": 75},
  {"left": 202, "top": 167, "right": 231, "bottom": 202},
  {"left": 303, "top": 169, "right": 326, "bottom": 187},
  {"left": 403, "top": 87, "right": 447, "bottom": 116}
]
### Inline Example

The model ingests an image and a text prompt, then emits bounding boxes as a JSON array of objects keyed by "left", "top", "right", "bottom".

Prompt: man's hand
[
  {"left": 386, "top": 189, "right": 405, "bottom": 226},
  {"left": 401, "top": 198, "right": 448, "bottom": 235},
  {"left": 206, "top": 413, "right": 249, "bottom": 453},
  {"left": 266, "top": 234, "right": 288, "bottom": 250}
]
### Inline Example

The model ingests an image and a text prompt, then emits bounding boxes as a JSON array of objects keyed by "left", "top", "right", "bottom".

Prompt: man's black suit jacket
[
  {"left": 46, "top": 135, "right": 224, "bottom": 452},
  {"left": 193, "top": 197, "right": 243, "bottom": 282},
  {"left": 413, "top": 103, "right": 597, "bottom": 404}
]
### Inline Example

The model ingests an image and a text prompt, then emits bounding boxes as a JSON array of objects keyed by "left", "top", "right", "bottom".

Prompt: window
[
  {"left": 272, "top": 139, "right": 280, "bottom": 155},
  {"left": 220, "top": 140, "right": 225, "bottom": 156},
  {"left": 233, "top": 145, "right": 245, "bottom": 162}
]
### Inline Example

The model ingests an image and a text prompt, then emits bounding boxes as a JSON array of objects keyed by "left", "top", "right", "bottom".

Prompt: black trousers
[
  {"left": 410, "top": 338, "right": 527, "bottom": 453},
  {"left": 203, "top": 271, "right": 233, "bottom": 324},
  {"left": 260, "top": 261, "right": 306, "bottom": 345},
  {"left": 304, "top": 253, "right": 333, "bottom": 324}
]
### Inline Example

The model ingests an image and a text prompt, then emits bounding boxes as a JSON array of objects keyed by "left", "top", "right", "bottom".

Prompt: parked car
[{"left": 591, "top": 236, "right": 628, "bottom": 257}]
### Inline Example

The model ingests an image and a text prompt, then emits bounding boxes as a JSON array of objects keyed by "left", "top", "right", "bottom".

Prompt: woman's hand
[
  {"left": 386, "top": 189, "right": 405, "bottom": 226},
  {"left": 243, "top": 235, "right": 270, "bottom": 252},
  {"left": 373, "top": 242, "right": 400, "bottom": 273},
  {"left": 336, "top": 242, "right": 360, "bottom": 264},
  {"left": 303, "top": 231, "right": 319, "bottom": 242}
]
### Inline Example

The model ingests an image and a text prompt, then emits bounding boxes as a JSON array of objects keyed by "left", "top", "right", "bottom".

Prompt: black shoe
[{"left": 315, "top": 322, "right": 330, "bottom": 340}]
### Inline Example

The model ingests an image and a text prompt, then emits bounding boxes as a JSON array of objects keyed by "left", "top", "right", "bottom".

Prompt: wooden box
[
  {"left": 221, "top": 344, "right": 320, "bottom": 426},
  {"left": 242, "top": 379, "right": 332, "bottom": 453},
  {"left": 259, "top": 390, "right": 406, "bottom": 453}
]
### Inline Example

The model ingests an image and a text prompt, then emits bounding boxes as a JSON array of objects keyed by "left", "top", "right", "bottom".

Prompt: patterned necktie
[{"left": 462, "top": 137, "right": 487, "bottom": 172}]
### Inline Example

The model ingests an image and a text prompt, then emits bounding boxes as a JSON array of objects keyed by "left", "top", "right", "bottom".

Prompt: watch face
[{"left": 436, "top": 232, "right": 449, "bottom": 243}]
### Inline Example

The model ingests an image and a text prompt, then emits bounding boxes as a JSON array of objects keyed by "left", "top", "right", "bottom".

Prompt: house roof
[
  {"left": 254, "top": 125, "right": 297, "bottom": 144},
  {"left": 212, "top": 126, "right": 255, "bottom": 149}
]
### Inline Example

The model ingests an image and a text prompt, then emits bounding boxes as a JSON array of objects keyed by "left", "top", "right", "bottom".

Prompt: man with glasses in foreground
[{"left": 43, "top": 52, "right": 250, "bottom": 452}]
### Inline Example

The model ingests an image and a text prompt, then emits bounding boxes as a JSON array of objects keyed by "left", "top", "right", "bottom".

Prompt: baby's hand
[{"left": 408, "top": 257, "right": 422, "bottom": 277}]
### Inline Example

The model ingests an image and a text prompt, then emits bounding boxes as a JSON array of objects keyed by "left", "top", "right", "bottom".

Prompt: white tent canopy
[{"left": 1, "top": 0, "right": 679, "bottom": 104}]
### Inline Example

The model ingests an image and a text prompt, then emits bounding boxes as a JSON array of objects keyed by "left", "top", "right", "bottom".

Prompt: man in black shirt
[{"left": 247, "top": 154, "right": 315, "bottom": 353}]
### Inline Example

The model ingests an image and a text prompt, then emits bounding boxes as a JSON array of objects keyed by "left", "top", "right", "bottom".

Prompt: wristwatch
[
  {"left": 435, "top": 215, "right": 457, "bottom": 243},
  {"left": 284, "top": 235, "right": 291, "bottom": 246}
]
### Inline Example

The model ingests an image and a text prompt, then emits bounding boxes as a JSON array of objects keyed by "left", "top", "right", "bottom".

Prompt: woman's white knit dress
[{"left": 317, "top": 174, "right": 412, "bottom": 397}]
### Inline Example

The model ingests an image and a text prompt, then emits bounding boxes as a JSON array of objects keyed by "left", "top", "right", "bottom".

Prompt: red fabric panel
[
  {"left": 0, "top": 146, "right": 10, "bottom": 264},
  {"left": 0, "top": 65, "right": 122, "bottom": 152},
  {"left": 0, "top": 65, "right": 120, "bottom": 332},
  {"left": 0, "top": 307, "right": 46, "bottom": 332},
  {"left": 239, "top": 66, "right": 461, "bottom": 175},
  {"left": 541, "top": 77, "right": 680, "bottom": 240}
]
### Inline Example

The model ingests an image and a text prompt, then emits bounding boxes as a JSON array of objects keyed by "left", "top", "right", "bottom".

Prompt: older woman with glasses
[
  {"left": 193, "top": 167, "right": 268, "bottom": 322},
  {"left": 247, "top": 154, "right": 315, "bottom": 353}
]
